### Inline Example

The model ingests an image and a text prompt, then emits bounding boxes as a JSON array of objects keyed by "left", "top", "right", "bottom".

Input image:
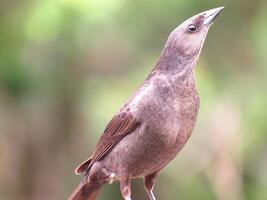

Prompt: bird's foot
[
  {"left": 108, "top": 173, "right": 116, "bottom": 184},
  {"left": 147, "top": 190, "right": 156, "bottom": 200}
]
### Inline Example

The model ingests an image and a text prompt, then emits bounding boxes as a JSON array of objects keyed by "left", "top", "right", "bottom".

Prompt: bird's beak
[{"left": 203, "top": 7, "right": 224, "bottom": 26}]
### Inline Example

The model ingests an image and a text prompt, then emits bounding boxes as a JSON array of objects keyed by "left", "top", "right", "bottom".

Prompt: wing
[{"left": 75, "top": 111, "right": 140, "bottom": 174}]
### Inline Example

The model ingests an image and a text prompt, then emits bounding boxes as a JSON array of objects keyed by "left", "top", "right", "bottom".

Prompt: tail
[{"left": 68, "top": 179, "right": 102, "bottom": 200}]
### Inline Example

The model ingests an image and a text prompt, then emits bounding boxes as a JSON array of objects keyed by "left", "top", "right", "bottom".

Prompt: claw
[
  {"left": 109, "top": 173, "right": 116, "bottom": 184},
  {"left": 147, "top": 190, "right": 156, "bottom": 200}
]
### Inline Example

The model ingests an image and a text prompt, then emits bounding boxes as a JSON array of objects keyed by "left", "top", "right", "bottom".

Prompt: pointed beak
[{"left": 203, "top": 7, "right": 224, "bottom": 26}]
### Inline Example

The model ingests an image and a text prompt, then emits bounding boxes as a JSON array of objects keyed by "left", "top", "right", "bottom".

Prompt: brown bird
[{"left": 69, "top": 7, "right": 224, "bottom": 200}]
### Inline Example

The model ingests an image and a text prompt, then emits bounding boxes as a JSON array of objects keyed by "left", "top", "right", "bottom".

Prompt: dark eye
[{"left": 188, "top": 24, "right": 197, "bottom": 32}]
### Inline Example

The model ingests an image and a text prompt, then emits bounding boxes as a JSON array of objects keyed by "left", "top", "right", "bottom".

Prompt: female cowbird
[{"left": 69, "top": 7, "right": 224, "bottom": 200}]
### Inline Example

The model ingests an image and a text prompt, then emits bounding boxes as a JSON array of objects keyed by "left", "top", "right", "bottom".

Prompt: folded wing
[{"left": 75, "top": 111, "right": 140, "bottom": 175}]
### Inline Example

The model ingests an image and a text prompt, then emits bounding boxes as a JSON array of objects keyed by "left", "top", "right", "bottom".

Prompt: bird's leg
[
  {"left": 120, "top": 176, "right": 132, "bottom": 200},
  {"left": 144, "top": 171, "right": 159, "bottom": 200}
]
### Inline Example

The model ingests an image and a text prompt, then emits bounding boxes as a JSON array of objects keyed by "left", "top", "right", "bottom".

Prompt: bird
[{"left": 68, "top": 7, "right": 224, "bottom": 200}]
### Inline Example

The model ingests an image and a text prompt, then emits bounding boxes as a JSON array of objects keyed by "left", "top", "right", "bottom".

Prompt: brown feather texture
[
  {"left": 68, "top": 180, "right": 101, "bottom": 200},
  {"left": 93, "top": 113, "right": 140, "bottom": 163},
  {"left": 69, "top": 7, "right": 224, "bottom": 200},
  {"left": 75, "top": 112, "right": 140, "bottom": 175}
]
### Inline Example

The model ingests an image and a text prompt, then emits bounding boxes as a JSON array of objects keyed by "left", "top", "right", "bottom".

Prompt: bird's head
[
  {"left": 156, "top": 7, "right": 224, "bottom": 75},
  {"left": 169, "top": 7, "right": 224, "bottom": 57}
]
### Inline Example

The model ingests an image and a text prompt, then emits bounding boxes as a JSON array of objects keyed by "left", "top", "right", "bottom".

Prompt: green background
[{"left": 0, "top": 0, "right": 267, "bottom": 199}]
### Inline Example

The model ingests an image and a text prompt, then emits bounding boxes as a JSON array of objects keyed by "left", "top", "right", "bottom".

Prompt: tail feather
[
  {"left": 68, "top": 180, "right": 101, "bottom": 200},
  {"left": 75, "top": 158, "right": 92, "bottom": 175}
]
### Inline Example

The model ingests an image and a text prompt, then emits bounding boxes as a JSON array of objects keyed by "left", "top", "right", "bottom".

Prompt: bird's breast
[
  {"left": 144, "top": 76, "right": 199, "bottom": 146},
  {"left": 127, "top": 75, "right": 199, "bottom": 147}
]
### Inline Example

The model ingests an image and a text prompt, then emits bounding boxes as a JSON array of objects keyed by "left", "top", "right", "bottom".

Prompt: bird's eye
[{"left": 188, "top": 24, "right": 197, "bottom": 32}]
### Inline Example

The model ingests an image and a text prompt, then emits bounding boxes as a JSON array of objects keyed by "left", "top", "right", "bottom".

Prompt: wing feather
[{"left": 75, "top": 111, "right": 140, "bottom": 174}]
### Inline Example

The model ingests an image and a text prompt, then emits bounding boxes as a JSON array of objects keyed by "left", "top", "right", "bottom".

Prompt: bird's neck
[{"left": 148, "top": 46, "right": 199, "bottom": 80}]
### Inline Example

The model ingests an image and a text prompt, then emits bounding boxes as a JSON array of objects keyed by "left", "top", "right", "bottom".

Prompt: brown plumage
[
  {"left": 68, "top": 180, "right": 100, "bottom": 200},
  {"left": 75, "top": 113, "right": 140, "bottom": 175},
  {"left": 69, "top": 7, "right": 224, "bottom": 200}
]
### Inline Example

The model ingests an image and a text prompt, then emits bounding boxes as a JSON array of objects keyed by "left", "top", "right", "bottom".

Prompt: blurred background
[{"left": 0, "top": 0, "right": 267, "bottom": 199}]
